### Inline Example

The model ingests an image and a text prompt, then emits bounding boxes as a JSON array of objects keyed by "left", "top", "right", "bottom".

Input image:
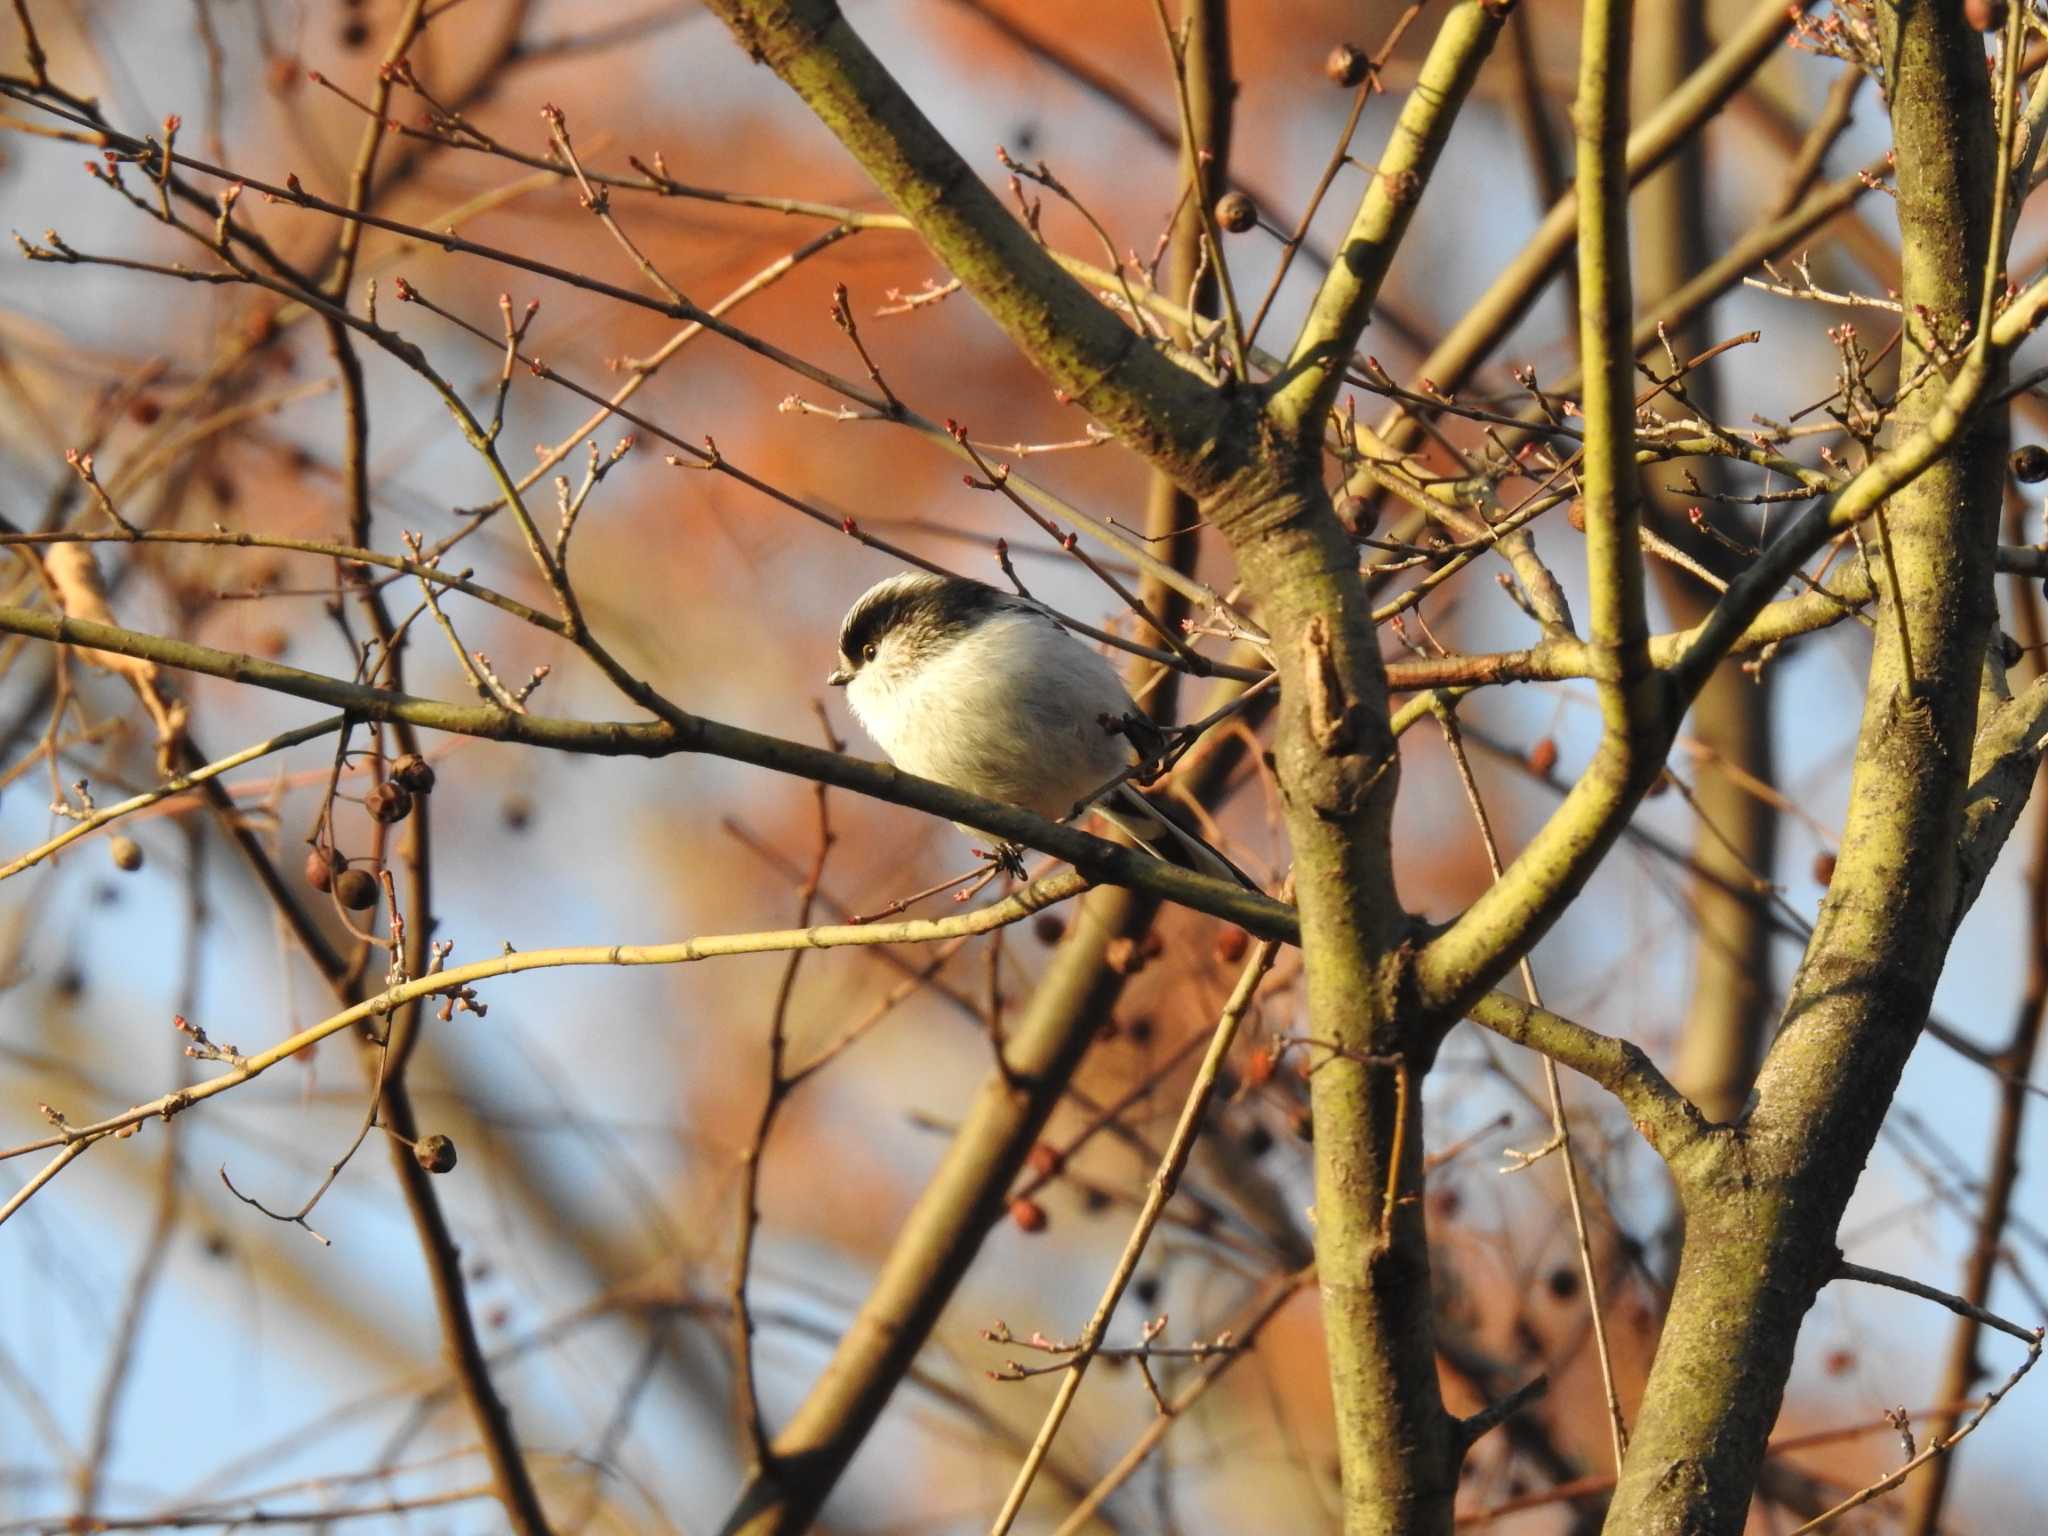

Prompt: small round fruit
[
  {"left": 1525, "top": 737, "right": 1560, "bottom": 777},
  {"left": 305, "top": 846, "right": 343, "bottom": 892},
  {"left": 1009, "top": 1197, "right": 1048, "bottom": 1234},
  {"left": 364, "top": 780, "right": 413, "bottom": 824},
  {"left": 2012, "top": 444, "right": 2048, "bottom": 483},
  {"left": 1335, "top": 493, "right": 1379, "bottom": 540},
  {"left": 1214, "top": 190, "right": 1257, "bottom": 234},
  {"left": 333, "top": 867, "right": 379, "bottom": 910},
  {"left": 109, "top": 835, "right": 143, "bottom": 872},
  {"left": 415, "top": 1134, "right": 457, "bottom": 1174},
  {"left": 1326, "top": 42, "right": 1369, "bottom": 88},
  {"left": 391, "top": 753, "right": 436, "bottom": 794}
]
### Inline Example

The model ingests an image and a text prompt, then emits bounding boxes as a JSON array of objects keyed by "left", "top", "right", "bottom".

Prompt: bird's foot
[{"left": 973, "top": 843, "right": 1030, "bottom": 882}]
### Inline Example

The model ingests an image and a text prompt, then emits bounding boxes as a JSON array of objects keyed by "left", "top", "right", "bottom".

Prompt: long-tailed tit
[{"left": 827, "top": 572, "right": 1245, "bottom": 884}]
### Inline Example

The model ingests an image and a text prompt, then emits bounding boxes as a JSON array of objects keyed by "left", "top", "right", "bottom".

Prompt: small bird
[{"left": 827, "top": 571, "right": 1245, "bottom": 884}]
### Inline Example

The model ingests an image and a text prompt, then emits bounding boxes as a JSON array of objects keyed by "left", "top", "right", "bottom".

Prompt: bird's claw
[{"left": 974, "top": 843, "right": 1030, "bottom": 881}]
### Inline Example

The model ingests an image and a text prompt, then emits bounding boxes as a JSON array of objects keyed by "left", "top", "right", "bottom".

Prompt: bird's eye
[{"left": 862, "top": 643, "right": 878, "bottom": 662}]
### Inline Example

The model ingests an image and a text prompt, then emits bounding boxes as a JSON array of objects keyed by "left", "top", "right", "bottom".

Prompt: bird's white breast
[{"left": 848, "top": 609, "right": 1138, "bottom": 819}]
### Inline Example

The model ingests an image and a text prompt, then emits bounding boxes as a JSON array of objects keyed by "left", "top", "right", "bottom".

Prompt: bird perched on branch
[{"left": 827, "top": 571, "right": 1246, "bottom": 886}]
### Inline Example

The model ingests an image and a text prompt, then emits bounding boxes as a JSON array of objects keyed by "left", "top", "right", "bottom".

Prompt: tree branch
[
  {"left": 0, "top": 604, "right": 1296, "bottom": 938},
  {"left": 1266, "top": 0, "right": 1510, "bottom": 437},
  {"left": 699, "top": 0, "right": 1231, "bottom": 485}
]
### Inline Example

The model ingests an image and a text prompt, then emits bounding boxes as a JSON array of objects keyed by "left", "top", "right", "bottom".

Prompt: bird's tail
[{"left": 1095, "top": 784, "right": 1256, "bottom": 890}]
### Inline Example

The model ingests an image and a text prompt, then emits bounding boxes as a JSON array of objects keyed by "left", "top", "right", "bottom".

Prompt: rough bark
[{"left": 1604, "top": 5, "right": 2006, "bottom": 1527}]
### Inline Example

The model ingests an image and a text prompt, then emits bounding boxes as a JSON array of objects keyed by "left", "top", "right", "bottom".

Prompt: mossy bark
[{"left": 1604, "top": 4, "right": 2006, "bottom": 1528}]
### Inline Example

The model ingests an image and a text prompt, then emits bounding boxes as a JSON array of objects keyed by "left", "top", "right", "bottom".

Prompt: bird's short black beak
[{"left": 826, "top": 666, "right": 852, "bottom": 688}]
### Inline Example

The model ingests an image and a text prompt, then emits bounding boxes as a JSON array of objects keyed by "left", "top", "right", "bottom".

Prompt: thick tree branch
[
  {"left": 699, "top": 0, "right": 1232, "bottom": 485},
  {"left": 1380, "top": 0, "right": 1810, "bottom": 432},
  {"left": 1608, "top": 4, "right": 2010, "bottom": 1526},
  {"left": 1267, "top": 0, "right": 1510, "bottom": 437},
  {"left": 1462, "top": 992, "right": 1710, "bottom": 1160}
]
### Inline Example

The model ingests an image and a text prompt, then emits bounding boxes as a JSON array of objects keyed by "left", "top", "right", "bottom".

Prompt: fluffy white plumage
[
  {"left": 828, "top": 572, "right": 1242, "bottom": 883},
  {"left": 835, "top": 573, "right": 1133, "bottom": 818}
]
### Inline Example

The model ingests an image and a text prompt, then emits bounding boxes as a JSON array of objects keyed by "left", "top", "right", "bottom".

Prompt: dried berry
[
  {"left": 364, "top": 780, "right": 413, "bottom": 824},
  {"left": 391, "top": 752, "right": 436, "bottom": 794},
  {"left": 1026, "top": 1141, "right": 1061, "bottom": 1178},
  {"left": 1216, "top": 926, "right": 1250, "bottom": 965},
  {"left": 1813, "top": 850, "right": 1838, "bottom": 886},
  {"left": 1326, "top": 42, "right": 1369, "bottom": 88},
  {"left": 1009, "top": 1197, "right": 1048, "bottom": 1234},
  {"left": 1566, "top": 499, "right": 1587, "bottom": 532},
  {"left": 1525, "top": 737, "right": 1559, "bottom": 777},
  {"left": 1214, "top": 190, "right": 1257, "bottom": 234},
  {"left": 333, "top": 867, "right": 379, "bottom": 910},
  {"left": 1335, "top": 493, "right": 1379, "bottom": 540},
  {"left": 415, "top": 1134, "right": 457, "bottom": 1173},
  {"left": 305, "top": 846, "right": 343, "bottom": 892},
  {"left": 2012, "top": 443, "right": 2048, "bottom": 483},
  {"left": 108, "top": 835, "right": 143, "bottom": 873}
]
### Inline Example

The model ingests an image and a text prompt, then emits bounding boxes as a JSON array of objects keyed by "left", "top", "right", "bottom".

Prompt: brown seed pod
[
  {"left": 414, "top": 1134, "right": 458, "bottom": 1174},
  {"left": 1214, "top": 190, "right": 1257, "bottom": 234},
  {"left": 1326, "top": 42, "right": 1369, "bottom": 88},
  {"left": 2012, "top": 443, "right": 2048, "bottom": 483},
  {"left": 1525, "top": 737, "right": 1560, "bottom": 777},
  {"left": 109, "top": 835, "right": 143, "bottom": 873},
  {"left": 1566, "top": 499, "right": 1587, "bottom": 532},
  {"left": 333, "top": 867, "right": 379, "bottom": 911},
  {"left": 391, "top": 752, "right": 436, "bottom": 794},
  {"left": 304, "top": 846, "right": 343, "bottom": 892},
  {"left": 1009, "top": 1197, "right": 1048, "bottom": 1234},
  {"left": 1813, "top": 850, "right": 1838, "bottom": 886},
  {"left": 364, "top": 780, "right": 414, "bottom": 824}
]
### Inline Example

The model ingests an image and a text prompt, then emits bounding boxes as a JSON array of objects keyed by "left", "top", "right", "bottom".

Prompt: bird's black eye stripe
[{"left": 838, "top": 575, "right": 1010, "bottom": 667}]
